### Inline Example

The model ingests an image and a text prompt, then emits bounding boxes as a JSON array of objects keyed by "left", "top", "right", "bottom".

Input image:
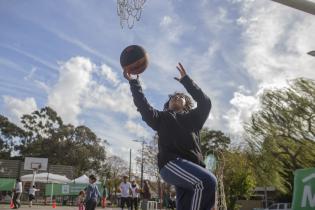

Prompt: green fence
[
  {"left": 0, "top": 178, "right": 15, "bottom": 191},
  {"left": 292, "top": 168, "right": 315, "bottom": 210},
  {"left": 45, "top": 183, "right": 103, "bottom": 196}
]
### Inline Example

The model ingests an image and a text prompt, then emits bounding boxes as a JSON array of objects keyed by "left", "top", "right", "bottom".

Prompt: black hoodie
[{"left": 129, "top": 75, "right": 211, "bottom": 171}]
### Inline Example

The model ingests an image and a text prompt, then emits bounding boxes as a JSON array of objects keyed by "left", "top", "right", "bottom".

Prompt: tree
[
  {"left": 200, "top": 128, "right": 231, "bottom": 157},
  {"left": 104, "top": 155, "right": 128, "bottom": 202},
  {"left": 137, "top": 135, "right": 160, "bottom": 197},
  {"left": 140, "top": 135, "right": 159, "bottom": 182},
  {"left": 200, "top": 129, "right": 257, "bottom": 210},
  {"left": 0, "top": 115, "right": 25, "bottom": 158},
  {"left": 245, "top": 78, "right": 315, "bottom": 197},
  {"left": 223, "top": 149, "right": 256, "bottom": 210},
  {"left": 16, "top": 107, "right": 106, "bottom": 176}
]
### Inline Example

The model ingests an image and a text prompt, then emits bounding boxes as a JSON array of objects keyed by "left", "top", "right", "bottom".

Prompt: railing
[{"left": 139, "top": 200, "right": 158, "bottom": 210}]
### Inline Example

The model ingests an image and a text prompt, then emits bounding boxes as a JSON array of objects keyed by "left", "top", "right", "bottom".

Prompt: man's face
[{"left": 169, "top": 94, "right": 186, "bottom": 111}]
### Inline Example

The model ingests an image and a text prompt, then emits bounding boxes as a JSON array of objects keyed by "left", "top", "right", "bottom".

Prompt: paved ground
[
  {"left": 1, "top": 205, "right": 166, "bottom": 210},
  {"left": 0, "top": 205, "right": 122, "bottom": 210}
]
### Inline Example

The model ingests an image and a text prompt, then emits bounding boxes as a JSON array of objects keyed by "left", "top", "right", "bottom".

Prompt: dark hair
[
  {"left": 16, "top": 178, "right": 21, "bottom": 182},
  {"left": 89, "top": 175, "right": 96, "bottom": 182},
  {"left": 163, "top": 92, "right": 194, "bottom": 112},
  {"left": 79, "top": 190, "right": 85, "bottom": 196}
]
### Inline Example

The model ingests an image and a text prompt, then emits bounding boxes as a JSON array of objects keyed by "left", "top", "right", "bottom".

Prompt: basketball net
[{"left": 117, "top": 0, "right": 147, "bottom": 29}]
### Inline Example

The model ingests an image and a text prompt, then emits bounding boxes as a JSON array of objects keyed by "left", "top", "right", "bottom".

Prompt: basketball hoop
[
  {"left": 31, "top": 163, "right": 42, "bottom": 171},
  {"left": 117, "top": 0, "right": 147, "bottom": 29}
]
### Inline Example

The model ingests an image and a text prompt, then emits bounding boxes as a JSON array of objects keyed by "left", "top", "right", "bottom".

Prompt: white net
[{"left": 117, "top": 0, "right": 147, "bottom": 29}]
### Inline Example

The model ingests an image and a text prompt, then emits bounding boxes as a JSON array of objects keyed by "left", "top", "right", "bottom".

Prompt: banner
[{"left": 45, "top": 183, "right": 103, "bottom": 196}]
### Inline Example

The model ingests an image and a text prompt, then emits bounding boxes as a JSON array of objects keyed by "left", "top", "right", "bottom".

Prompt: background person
[
  {"left": 28, "top": 185, "right": 40, "bottom": 207},
  {"left": 13, "top": 178, "right": 22, "bottom": 209},
  {"left": 119, "top": 175, "right": 131, "bottom": 210},
  {"left": 130, "top": 179, "right": 140, "bottom": 210},
  {"left": 77, "top": 190, "right": 85, "bottom": 210},
  {"left": 141, "top": 180, "right": 151, "bottom": 210},
  {"left": 85, "top": 175, "right": 101, "bottom": 210}
]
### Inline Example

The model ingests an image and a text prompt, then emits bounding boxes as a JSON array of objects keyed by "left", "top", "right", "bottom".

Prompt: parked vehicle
[{"left": 264, "top": 203, "right": 291, "bottom": 210}]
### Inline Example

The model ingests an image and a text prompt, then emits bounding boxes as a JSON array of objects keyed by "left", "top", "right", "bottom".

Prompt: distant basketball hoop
[
  {"left": 24, "top": 157, "right": 48, "bottom": 171},
  {"left": 31, "top": 163, "right": 42, "bottom": 171},
  {"left": 24, "top": 157, "right": 48, "bottom": 186},
  {"left": 117, "top": 0, "right": 147, "bottom": 29}
]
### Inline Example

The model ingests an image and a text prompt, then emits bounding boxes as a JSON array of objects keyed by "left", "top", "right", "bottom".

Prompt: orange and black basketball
[{"left": 120, "top": 45, "right": 148, "bottom": 75}]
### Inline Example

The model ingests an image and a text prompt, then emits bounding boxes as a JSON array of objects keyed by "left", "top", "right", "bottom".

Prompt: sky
[{"left": 0, "top": 0, "right": 315, "bottom": 168}]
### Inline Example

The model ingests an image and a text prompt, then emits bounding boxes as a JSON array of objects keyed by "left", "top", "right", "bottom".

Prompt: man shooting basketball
[{"left": 123, "top": 62, "right": 217, "bottom": 210}]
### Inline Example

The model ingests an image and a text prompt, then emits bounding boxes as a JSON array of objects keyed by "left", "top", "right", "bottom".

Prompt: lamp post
[
  {"left": 133, "top": 139, "right": 146, "bottom": 189},
  {"left": 129, "top": 148, "right": 132, "bottom": 182},
  {"left": 271, "top": 0, "right": 315, "bottom": 15}
]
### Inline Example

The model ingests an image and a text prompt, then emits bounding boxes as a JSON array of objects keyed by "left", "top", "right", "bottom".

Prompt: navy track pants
[{"left": 160, "top": 158, "right": 217, "bottom": 210}]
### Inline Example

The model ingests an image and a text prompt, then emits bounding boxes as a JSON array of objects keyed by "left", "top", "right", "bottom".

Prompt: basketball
[{"left": 120, "top": 45, "right": 148, "bottom": 75}]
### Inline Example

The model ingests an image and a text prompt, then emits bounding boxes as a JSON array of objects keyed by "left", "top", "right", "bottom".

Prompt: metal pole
[
  {"left": 271, "top": 0, "right": 315, "bottom": 15},
  {"left": 140, "top": 141, "right": 144, "bottom": 189},
  {"left": 264, "top": 186, "right": 268, "bottom": 208},
  {"left": 129, "top": 149, "right": 132, "bottom": 182},
  {"left": 31, "top": 169, "right": 37, "bottom": 187}
]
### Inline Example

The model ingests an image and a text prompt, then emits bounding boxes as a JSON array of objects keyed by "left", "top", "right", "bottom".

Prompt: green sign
[{"left": 293, "top": 168, "right": 315, "bottom": 210}]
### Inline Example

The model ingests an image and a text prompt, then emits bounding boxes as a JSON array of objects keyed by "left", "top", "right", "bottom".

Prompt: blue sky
[{"left": 1, "top": 0, "right": 315, "bottom": 167}]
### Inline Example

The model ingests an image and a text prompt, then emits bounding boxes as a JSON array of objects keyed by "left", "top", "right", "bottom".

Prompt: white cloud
[
  {"left": 3, "top": 96, "right": 38, "bottom": 125},
  {"left": 241, "top": 1, "right": 315, "bottom": 84},
  {"left": 224, "top": 92, "right": 259, "bottom": 134},
  {"left": 43, "top": 56, "right": 151, "bottom": 163},
  {"left": 225, "top": 0, "right": 315, "bottom": 134},
  {"left": 48, "top": 56, "right": 93, "bottom": 125},
  {"left": 158, "top": 15, "right": 186, "bottom": 43},
  {"left": 23, "top": 67, "right": 51, "bottom": 93},
  {"left": 125, "top": 120, "right": 151, "bottom": 138},
  {"left": 34, "top": 80, "right": 50, "bottom": 93},
  {"left": 99, "top": 64, "right": 119, "bottom": 86},
  {"left": 160, "top": 16, "right": 173, "bottom": 27},
  {"left": 81, "top": 81, "right": 139, "bottom": 119}
]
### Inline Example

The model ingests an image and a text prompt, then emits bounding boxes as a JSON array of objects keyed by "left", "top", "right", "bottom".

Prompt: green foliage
[
  {"left": 200, "top": 128, "right": 231, "bottom": 157},
  {"left": 0, "top": 115, "right": 25, "bottom": 158},
  {"left": 103, "top": 155, "right": 128, "bottom": 201},
  {"left": 224, "top": 150, "right": 256, "bottom": 210},
  {"left": 245, "top": 78, "right": 315, "bottom": 196},
  {"left": 200, "top": 128, "right": 256, "bottom": 209},
  {"left": 1, "top": 106, "right": 107, "bottom": 176}
]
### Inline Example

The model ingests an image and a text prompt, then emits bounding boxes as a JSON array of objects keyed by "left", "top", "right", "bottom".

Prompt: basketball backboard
[{"left": 24, "top": 157, "right": 48, "bottom": 171}]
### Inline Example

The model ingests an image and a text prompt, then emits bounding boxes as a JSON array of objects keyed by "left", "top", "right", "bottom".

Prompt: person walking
[
  {"left": 119, "top": 176, "right": 131, "bottom": 209},
  {"left": 119, "top": 175, "right": 131, "bottom": 210},
  {"left": 124, "top": 62, "right": 217, "bottom": 210},
  {"left": 13, "top": 178, "right": 22, "bottom": 209},
  {"left": 85, "top": 175, "right": 101, "bottom": 210}
]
